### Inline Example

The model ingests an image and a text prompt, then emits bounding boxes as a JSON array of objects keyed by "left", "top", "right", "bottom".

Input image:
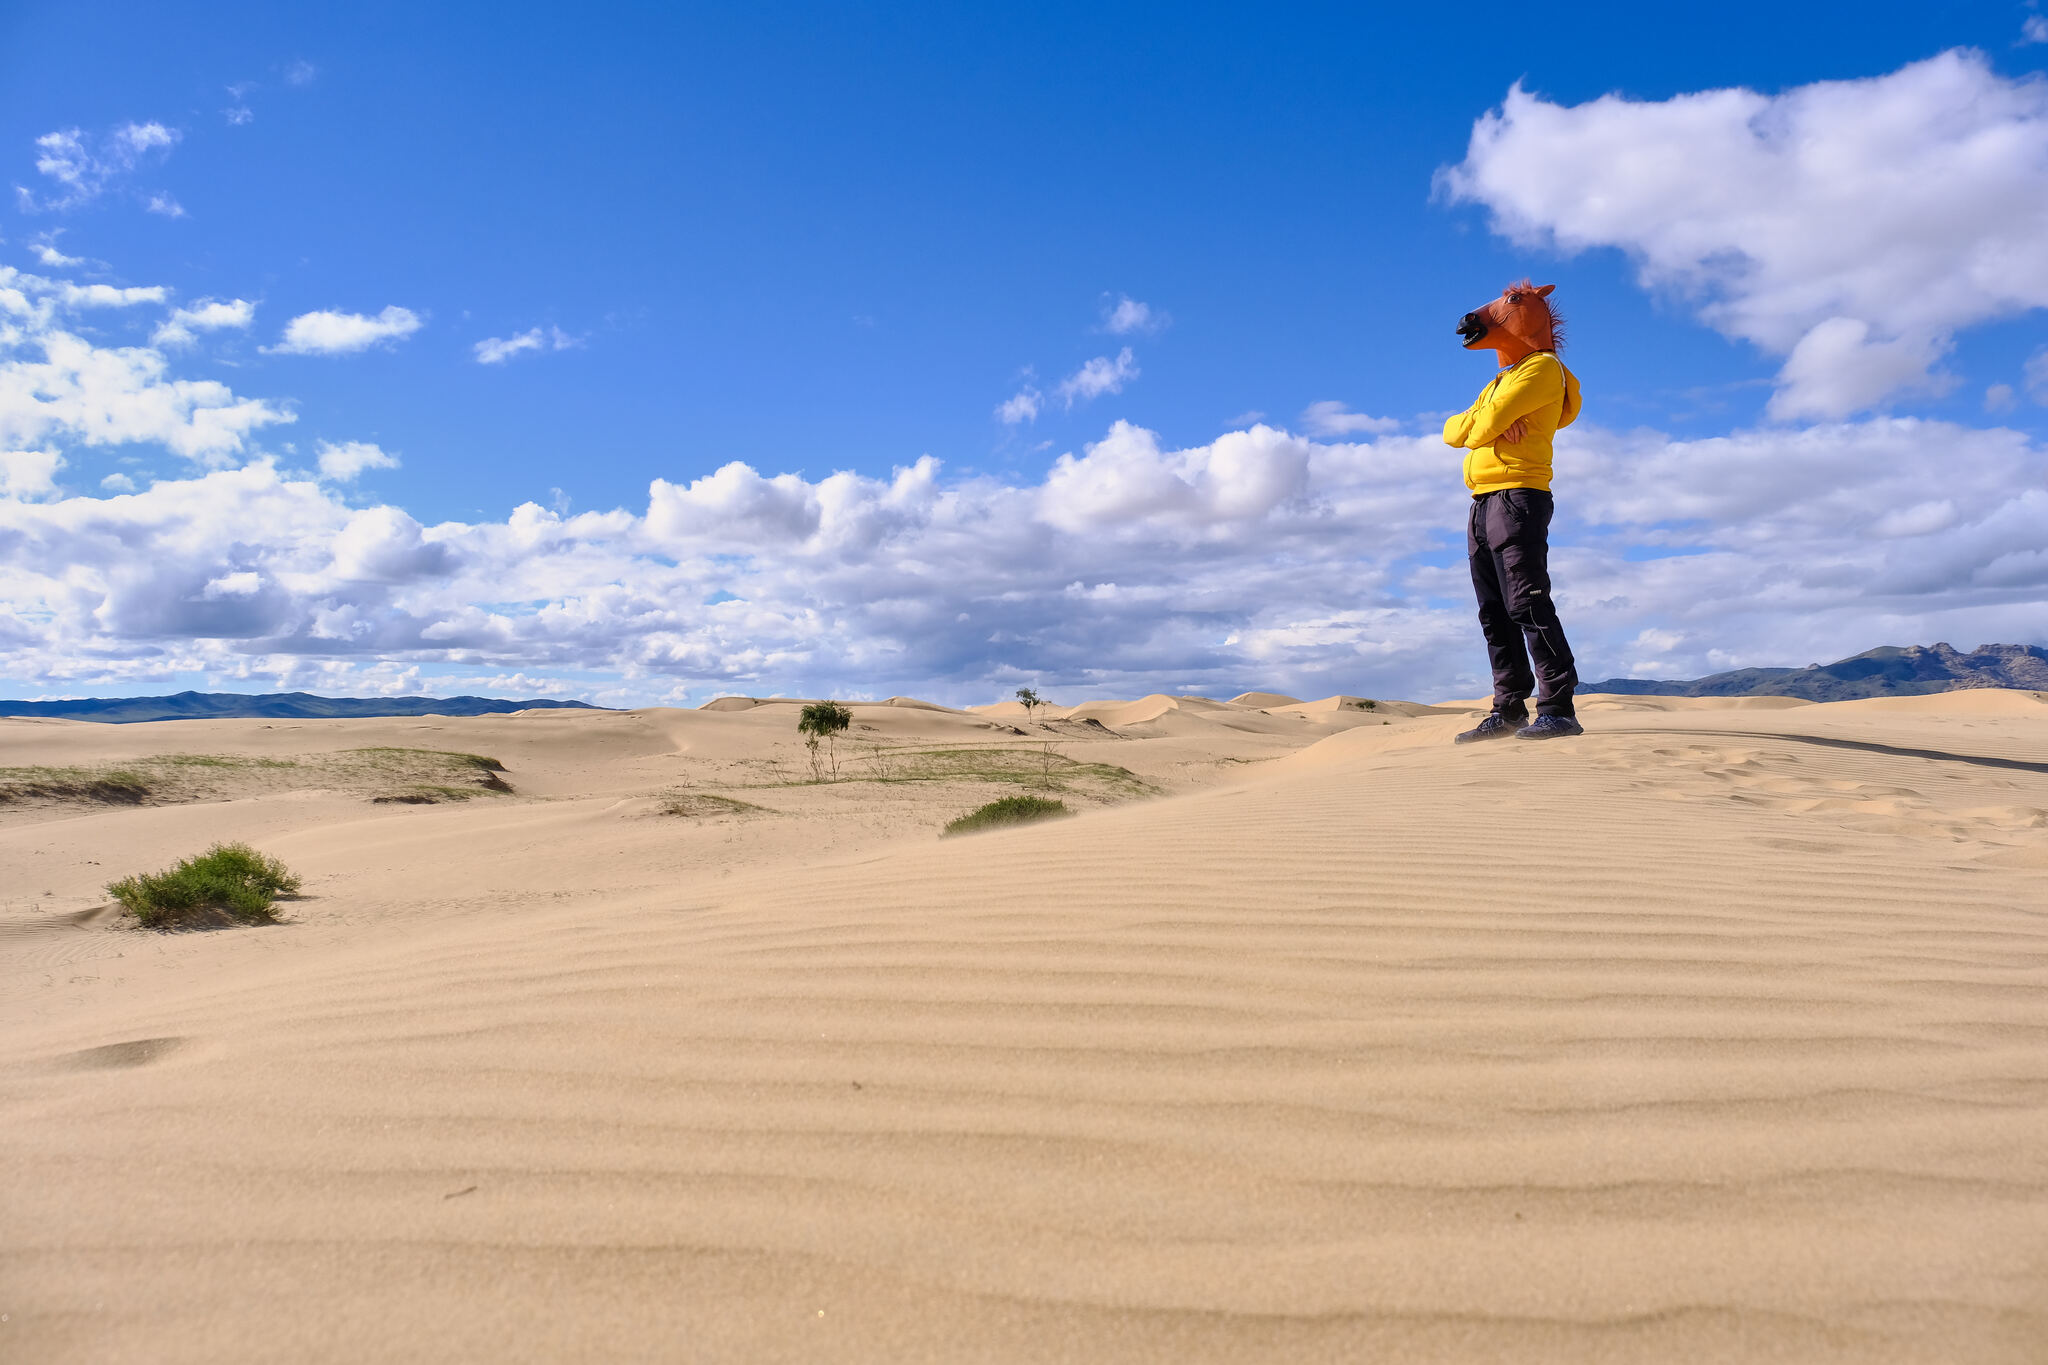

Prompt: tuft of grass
[
  {"left": 660, "top": 792, "right": 769, "bottom": 818},
  {"left": 942, "top": 795, "right": 1071, "bottom": 837},
  {"left": 107, "top": 842, "right": 301, "bottom": 929}
]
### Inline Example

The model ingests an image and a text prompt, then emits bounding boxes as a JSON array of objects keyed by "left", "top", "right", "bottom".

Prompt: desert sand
[{"left": 3, "top": 688, "right": 2046, "bottom": 1362}]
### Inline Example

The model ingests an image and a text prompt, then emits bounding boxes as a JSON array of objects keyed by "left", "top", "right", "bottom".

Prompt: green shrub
[
  {"left": 107, "top": 842, "right": 301, "bottom": 929},
  {"left": 942, "top": 794, "right": 1071, "bottom": 837},
  {"left": 798, "top": 701, "right": 854, "bottom": 780}
]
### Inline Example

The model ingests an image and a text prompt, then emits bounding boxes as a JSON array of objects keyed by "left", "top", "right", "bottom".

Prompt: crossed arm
[
  {"left": 1443, "top": 358, "right": 1557, "bottom": 450},
  {"left": 1445, "top": 406, "right": 1529, "bottom": 448}
]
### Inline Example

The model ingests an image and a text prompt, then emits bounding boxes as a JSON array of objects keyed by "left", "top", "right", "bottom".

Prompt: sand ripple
[{"left": 3, "top": 698, "right": 2046, "bottom": 1361}]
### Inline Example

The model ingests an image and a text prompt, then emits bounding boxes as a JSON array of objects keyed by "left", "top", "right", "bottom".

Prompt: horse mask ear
[{"left": 1499, "top": 284, "right": 1558, "bottom": 351}]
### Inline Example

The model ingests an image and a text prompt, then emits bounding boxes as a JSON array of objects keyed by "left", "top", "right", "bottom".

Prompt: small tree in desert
[
  {"left": 797, "top": 701, "right": 853, "bottom": 781},
  {"left": 1015, "top": 687, "right": 1044, "bottom": 722}
]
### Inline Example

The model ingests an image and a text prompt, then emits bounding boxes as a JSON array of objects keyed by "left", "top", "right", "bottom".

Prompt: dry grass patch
[
  {"left": 0, "top": 765, "right": 155, "bottom": 805},
  {"left": 1, "top": 753, "right": 296, "bottom": 808},
  {"left": 0, "top": 748, "right": 513, "bottom": 812},
  {"left": 767, "top": 744, "right": 1153, "bottom": 800},
  {"left": 659, "top": 792, "right": 771, "bottom": 819},
  {"left": 333, "top": 748, "right": 514, "bottom": 804}
]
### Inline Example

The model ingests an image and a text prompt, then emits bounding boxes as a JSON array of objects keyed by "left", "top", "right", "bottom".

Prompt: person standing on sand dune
[{"left": 1442, "top": 280, "right": 1584, "bottom": 743}]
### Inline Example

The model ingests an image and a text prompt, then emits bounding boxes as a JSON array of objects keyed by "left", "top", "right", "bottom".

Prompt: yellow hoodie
[{"left": 1441, "top": 351, "right": 1581, "bottom": 495}]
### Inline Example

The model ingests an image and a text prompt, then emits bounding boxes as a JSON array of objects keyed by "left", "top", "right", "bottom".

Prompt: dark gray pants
[{"left": 1467, "top": 488, "right": 1577, "bottom": 718}]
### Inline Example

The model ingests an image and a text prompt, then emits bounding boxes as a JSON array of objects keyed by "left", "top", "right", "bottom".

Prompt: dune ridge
[{"left": 3, "top": 690, "right": 2045, "bottom": 1362}]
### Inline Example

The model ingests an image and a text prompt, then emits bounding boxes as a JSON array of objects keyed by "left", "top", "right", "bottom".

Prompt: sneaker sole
[{"left": 1454, "top": 721, "right": 1528, "bottom": 744}]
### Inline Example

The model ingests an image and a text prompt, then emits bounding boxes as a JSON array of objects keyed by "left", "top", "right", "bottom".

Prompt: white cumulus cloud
[
  {"left": 316, "top": 440, "right": 399, "bottom": 482},
  {"left": 0, "top": 332, "right": 292, "bottom": 463},
  {"left": 1102, "top": 295, "right": 1166, "bottom": 335},
  {"left": 153, "top": 297, "right": 257, "bottom": 348},
  {"left": 1058, "top": 347, "right": 1139, "bottom": 408},
  {"left": 31, "top": 236, "right": 83, "bottom": 268},
  {"left": 474, "top": 325, "right": 580, "bottom": 365},
  {"left": 0, "top": 449, "right": 63, "bottom": 499},
  {"left": 1300, "top": 401, "right": 1400, "bottom": 437},
  {"left": 269, "top": 305, "right": 423, "bottom": 356},
  {"left": 1, "top": 410, "right": 2044, "bottom": 705},
  {"left": 1438, "top": 50, "right": 2048, "bottom": 419},
  {"left": 5, "top": 255, "right": 2047, "bottom": 707},
  {"left": 997, "top": 386, "right": 1042, "bottom": 425},
  {"left": 20, "top": 121, "right": 181, "bottom": 213},
  {"left": 0, "top": 267, "right": 291, "bottom": 464},
  {"left": 1041, "top": 421, "right": 1312, "bottom": 531},
  {"left": 60, "top": 283, "right": 166, "bottom": 309}
]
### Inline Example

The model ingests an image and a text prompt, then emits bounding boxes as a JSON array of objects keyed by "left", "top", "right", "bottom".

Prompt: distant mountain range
[
  {"left": 1586, "top": 643, "right": 2048, "bottom": 702},
  {"left": 0, "top": 690, "right": 608, "bottom": 724},
  {"left": 5, "top": 645, "right": 2043, "bottom": 721}
]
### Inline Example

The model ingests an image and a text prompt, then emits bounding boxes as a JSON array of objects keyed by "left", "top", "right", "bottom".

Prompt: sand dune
[
  {"left": 3, "top": 690, "right": 2046, "bottom": 1362},
  {"left": 1578, "top": 692, "right": 1817, "bottom": 712},
  {"left": 1228, "top": 690, "right": 1302, "bottom": 708}
]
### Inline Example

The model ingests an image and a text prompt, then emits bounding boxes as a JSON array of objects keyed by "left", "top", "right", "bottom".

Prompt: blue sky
[{"left": 3, "top": 2, "right": 2047, "bottom": 705}]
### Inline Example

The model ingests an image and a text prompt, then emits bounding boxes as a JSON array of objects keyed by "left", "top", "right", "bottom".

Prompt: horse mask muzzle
[{"left": 1456, "top": 312, "right": 1488, "bottom": 346}]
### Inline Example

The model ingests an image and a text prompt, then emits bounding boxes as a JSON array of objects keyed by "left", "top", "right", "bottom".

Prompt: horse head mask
[{"left": 1456, "top": 280, "right": 1564, "bottom": 361}]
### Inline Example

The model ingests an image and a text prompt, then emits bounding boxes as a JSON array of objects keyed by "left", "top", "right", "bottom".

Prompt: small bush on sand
[
  {"left": 798, "top": 701, "right": 853, "bottom": 780},
  {"left": 859, "top": 741, "right": 895, "bottom": 780},
  {"left": 107, "top": 842, "right": 301, "bottom": 929},
  {"left": 942, "top": 795, "right": 1071, "bottom": 837}
]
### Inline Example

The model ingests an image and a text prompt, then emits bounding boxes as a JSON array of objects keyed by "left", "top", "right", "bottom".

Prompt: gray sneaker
[
  {"left": 1515, "top": 715, "right": 1585, "bottom": 740},
  {"left": 1454, "top": 711, "right": 1528, "bottom": 744}
]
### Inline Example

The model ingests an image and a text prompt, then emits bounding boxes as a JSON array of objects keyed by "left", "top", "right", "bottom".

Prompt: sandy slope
[{"left": 3, "top": 691, "right": 2046, "bottom": 1363}]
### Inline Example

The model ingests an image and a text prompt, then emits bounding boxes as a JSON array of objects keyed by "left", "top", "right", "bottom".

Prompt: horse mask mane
[{"left": 1456, "top": 280, "right": 1565, "bottom": 355}]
